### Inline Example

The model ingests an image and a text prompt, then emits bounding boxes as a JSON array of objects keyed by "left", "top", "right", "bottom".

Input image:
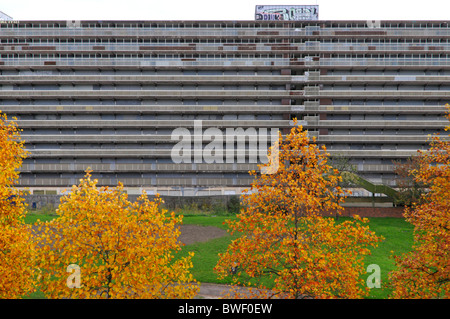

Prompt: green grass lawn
[
  {"left": 178, "top": 215, "right": 414, "bottom": 299},
  {"left": 358, "top": 217, "right": 414, "bottom": 298},
  {"left": 177, "top": 215, "right": 238, "bottom": 285},
  {"left": 24, "top": 211, "right": 57, "bottom": 224},
  {"left": 24, "top": 210, "right": 414, "bottom": 299}
]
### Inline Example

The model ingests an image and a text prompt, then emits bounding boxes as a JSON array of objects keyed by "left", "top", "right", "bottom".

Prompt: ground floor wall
[{"left": 339, "top": 206, "right": 406, "bottom": 218}]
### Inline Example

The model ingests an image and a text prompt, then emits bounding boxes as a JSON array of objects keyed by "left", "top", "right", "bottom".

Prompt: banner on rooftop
[{"left": 255, "top": 5, "right": 319, "bottom": 21}]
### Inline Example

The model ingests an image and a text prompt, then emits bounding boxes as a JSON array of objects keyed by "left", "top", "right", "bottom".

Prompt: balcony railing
[
  {"left": 2, "top": 56, "right": 450, "bottom": 68},
  {"left": 2, "top": 28, "right": 450, "bottom": 38},
  {"left": 0, "top": 57, "right": 293, "bottom": 67},
  {"left": 3, "top": 43, "right": 450, "bottom": 53}
]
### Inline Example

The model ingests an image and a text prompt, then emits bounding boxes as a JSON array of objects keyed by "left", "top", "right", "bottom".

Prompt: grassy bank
[{"left": 177, "top": 215, "right": 414, "bottom": 299}]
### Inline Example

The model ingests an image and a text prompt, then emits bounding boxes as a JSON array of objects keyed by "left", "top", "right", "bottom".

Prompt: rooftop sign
[{"left": 255, "top": 5, "right": 319, "bottom": 21}]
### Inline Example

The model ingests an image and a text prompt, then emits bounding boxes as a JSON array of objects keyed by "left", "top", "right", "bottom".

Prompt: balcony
[
  {"left": 0, "top": 89, "right": 299, "bottom": 100},
  {"left": 295, "top": 75, "right": 450, "bottom": 85},
  {"left": 0, "top": 57, "right": 293, "bottom": 69},
  {"left": 317, "top": 105, "right": 447, "bottom": 114},
  {"left": 317, "top": 135, "right": 447, "bottom": 144},
  {"left": 306, "top": 89, "right": 450, "bottom": 99},
  {"left": 0, "top": 105, "right": 293, "bottom": 115},
  {"left": 307, "top": 58, "right": 450, "bottom": 68},
  {"left": 17, "top": 176, "right": 253, "bottom": 187},
  {"left": 20, "top": 162, "right": 259, "bottom": 173},
  {"left": 15, "top": 119, "right": 292, "bottom": 129},
  {"left": 327, "top": 149, "right": 417, "bottom": 158},
  {"left": 309, "top": 119, "right": 448, "bottom": 129},
  {"left": 0, "top": 75, "right": 292, "bottom": 85}
]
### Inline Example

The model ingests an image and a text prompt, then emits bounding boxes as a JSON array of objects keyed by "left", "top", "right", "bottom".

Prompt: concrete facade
[{"left": 0, "top": 19, "right": 448, "bottom": 195}]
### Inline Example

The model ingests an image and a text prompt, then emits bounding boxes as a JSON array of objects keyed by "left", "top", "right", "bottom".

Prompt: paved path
[
  {"left": 196, "top": 283, "right": 234, "bottom": 299},
  {"left": 195, "top": 283, "right": 283, "bottom": 299}
]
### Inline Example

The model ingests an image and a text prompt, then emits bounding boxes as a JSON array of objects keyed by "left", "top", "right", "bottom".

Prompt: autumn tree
[
  {"left": 34, "top": 170, "right": 199, "bottom": 299},
  {"left": 0, "top": 111, "right": 36, "bottom": 298},
  {"left": 328, "top": 154, "right": 359, "bottom": 188},
  {"left": 328, "top": 154, "right": 359, "bottom": 220},
  {"left": 389, "top": 109, "right": 450, "bottom": 299},
  {"left": 392, "top": 156, "right": 427, "bottom": 206},
  {"left": 214, "top": 122, "right": 382, "bottom": 299}
]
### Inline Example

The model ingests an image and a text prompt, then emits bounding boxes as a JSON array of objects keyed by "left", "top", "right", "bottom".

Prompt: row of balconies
[
  {"left": 0, "top": 101, "right": 446, "bottom": 115},
  {"left": 1, "top": 88, "right": 449, "bottom": 99},
  {"left": 17, "top": 177, "right": 255, "bottom": 187},
  {"left": 0, "top": 89, "right": 299, "bottom": 99},
  {"left": 19, "top": 134, "right": 446, "bottom": 144},
  {"left": 309, "top": 58, "right": 450, "bottom": 68},
  {"left": 2, "top": 43, "right": 450, "bottom": 54},
  {"left": 19, "top": 163, "right": 396, "bottom": 174},
  {"left": 312, "top": 29, "right": 450, "bottom": 37},
  {"left": 315, "top": 105, "right": 447, "bottom": 114},
  {"left": 317, "top": 135, "right": 448, "bottom": 144},
  {"left": 3, "top": 57, "right": 450, "bottom": 69},
  {"left": 20, "top": 134, "right": 281, "bottom": 143},
  {"left": 21, "top": 162, "right": 257, "bottom": 171},
  {"left": 2, "top": 28, "right": 450, "bottom": 38},
  {"left": 14, "top": 119, "right": 293, "bottom": 129},
  {"left": 1, "top": 104, "right": 445, "bottom": 116},
  {"left": 12, "top": 118, "right": 446, "bottom": 130},
  {"left": 0, "top": 28, "right": 293, "bottom": 38},
  {"left": 2, "top": 74, "right": 450, "bottom": 85},
  {"left": 2, "top": 21, "right": 448, "bottom": 29},
  {"left": 305, "top": 119, "right": 448, "bottom": 129},
  {"left": 23, "top": 148, "right": 418, "bottom": 158},
  {"left": 0, "top": 75, "right": 292, "bottom": 85},
  {"left": 0, "top": 105, "right": 293, "bottom": 115},
  {"left": 0, "top": 58, "right": 292, "bottom": 68},
  {"left": 298, "top": 74, "right": 450, "bottom": 84},
  {"left": 2, "top": 20, "right": 449, "bottom": 28},
  {"left": 23, "top": 187, "right": 242, "bottom": 196},
  {"left": 20, "top": 163, "right": 258, "bottom": 173},
  {"left": 306, "top": 88, "right": 450, "bottom": 99}
]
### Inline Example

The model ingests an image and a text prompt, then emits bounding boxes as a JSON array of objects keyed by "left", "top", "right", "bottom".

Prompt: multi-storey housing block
[{"left": 0, "top": 19, "right": 448, "bottom": 196}]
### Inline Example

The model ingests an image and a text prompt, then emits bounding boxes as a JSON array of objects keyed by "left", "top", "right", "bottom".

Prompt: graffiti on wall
[{"left": 255, "top": 5, "right": 319, "bottom": 21}]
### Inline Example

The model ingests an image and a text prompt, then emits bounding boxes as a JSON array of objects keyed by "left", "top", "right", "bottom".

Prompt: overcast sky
[{"left": 1, "top": 0, "right": 450, "bottom": 21}]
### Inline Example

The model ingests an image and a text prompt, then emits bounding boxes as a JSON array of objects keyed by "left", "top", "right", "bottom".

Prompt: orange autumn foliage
[
  {"left": 34, "top": 170, "right": 198, "bottom": 299},
  {"left": 214, "top": 122, "right": 382, "bottom": 299},
  {"left": 389, "top": 107, "right": 450, "bottom": 299},
  {"left": 0, "top": 111, "right": 36, "bottom": 298}
]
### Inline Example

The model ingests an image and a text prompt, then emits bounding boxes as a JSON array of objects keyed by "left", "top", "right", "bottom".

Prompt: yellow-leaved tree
[
  {"left": 389, "top": 108, "right": 450, "bottom": 299},
  {"left": 0, "top": 111, "right": 36, "bottom": 298},
  {"left": 214, "top": 122, "right": 383, "bottom": 299},
  {"left": 34, "top": 170, "right": 199, "bottom": 299}
]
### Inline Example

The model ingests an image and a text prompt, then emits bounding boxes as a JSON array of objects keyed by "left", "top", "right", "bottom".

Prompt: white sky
[{"left": 1, "top": 0, "right": 450, "bottom": 21}]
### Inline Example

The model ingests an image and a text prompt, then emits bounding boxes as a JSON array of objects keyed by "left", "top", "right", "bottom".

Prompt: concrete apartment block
[{"left": 0, "top": 19, "right": 448, "bottom": 195}]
